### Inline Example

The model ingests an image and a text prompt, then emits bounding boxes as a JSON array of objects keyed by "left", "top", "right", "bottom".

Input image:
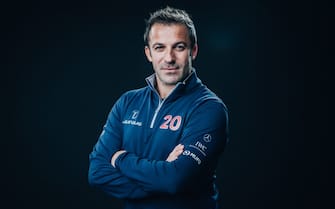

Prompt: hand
[
  {"left": 166, "top": 144, "right": 184, "bottom": 162},
  {"left": 111, "top": 150, "right": 126, "bottom": 167}
]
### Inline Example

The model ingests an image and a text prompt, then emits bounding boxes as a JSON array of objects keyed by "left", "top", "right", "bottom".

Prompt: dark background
[{"left": 3, "top": 0, "right": 331, "bottom": 209}]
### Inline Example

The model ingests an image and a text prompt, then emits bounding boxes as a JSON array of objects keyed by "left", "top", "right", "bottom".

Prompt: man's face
[{"left": 145, "top": 23, "right": 198, "bottom": 87}]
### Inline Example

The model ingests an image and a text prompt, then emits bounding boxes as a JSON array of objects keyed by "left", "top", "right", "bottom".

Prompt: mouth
[{"left": 161, "top": 66, "right": 179, "bottom": 71}]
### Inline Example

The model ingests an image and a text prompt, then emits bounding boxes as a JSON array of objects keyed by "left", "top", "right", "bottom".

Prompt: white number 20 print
[{"left": 160, "top": 115, "right": 182, "bottom": 131}]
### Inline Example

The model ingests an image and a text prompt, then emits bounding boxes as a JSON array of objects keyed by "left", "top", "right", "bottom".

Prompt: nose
[{"left": 164, "top": 48, "right": 175, "bottom": 64}]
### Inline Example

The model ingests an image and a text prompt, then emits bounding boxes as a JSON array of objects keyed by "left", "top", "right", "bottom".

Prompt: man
[{"left": 88, "top": 6, "right": 229, "bottom": 209}]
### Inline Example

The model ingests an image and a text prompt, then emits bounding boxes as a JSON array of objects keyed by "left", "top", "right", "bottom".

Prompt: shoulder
[
  {"left": 111, "top": 87, "right": 149, "bottom": 113},
  {"left": 182, "top": 86, "right": 228, "bottom": 126},
  {"left": 118, "top": 86, "right": 149, "bottom": 102},
  {"left": 193, "top": 86, "right": 228, "bottom": 112}
]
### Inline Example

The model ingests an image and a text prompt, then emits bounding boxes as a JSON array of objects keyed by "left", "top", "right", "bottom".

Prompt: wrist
[{"left": 111, "top": 150, "right": 126, "bottom": 168}]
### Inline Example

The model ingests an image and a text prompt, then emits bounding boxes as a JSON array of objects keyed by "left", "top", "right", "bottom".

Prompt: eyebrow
[{"left": 152, "top": 41, "right": 188, "bottom": 47}]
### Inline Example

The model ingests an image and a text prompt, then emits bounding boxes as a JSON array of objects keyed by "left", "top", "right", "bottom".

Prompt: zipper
[
  {"left": 150, "top": 99, "right": 165, "bottom": 128},
  {"left": 147, "top": 74, "right": 186, "bottom": 128}
]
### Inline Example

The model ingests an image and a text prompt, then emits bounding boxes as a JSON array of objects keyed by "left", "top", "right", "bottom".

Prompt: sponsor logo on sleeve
[
  {"left": 189, "top": 141, "right": 207, "bottom": 156},
  {"left": 183, "top": 150, "right": 202, "bottom": 165},
  {"left": 203, "top": 134, "right": 212, "bottom": 143}
]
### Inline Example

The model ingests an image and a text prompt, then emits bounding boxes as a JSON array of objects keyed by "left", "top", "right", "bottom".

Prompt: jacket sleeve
[
  {"left": 88, "top": 96, "right": 150, "bottom": 199},
  {"left": 114, "top": 100, "right": 229, "bottom": 194}
]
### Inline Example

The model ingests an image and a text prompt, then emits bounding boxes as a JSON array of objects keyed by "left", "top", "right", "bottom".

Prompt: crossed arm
[
  {"left": 111, "top": 144, "right": 184, "bottom": 167},
  {"left": 88, "top": 98, "right": 191, "bottom": 199},
  {"left": 89, "top": 97, "right": 228, "bottom": 199},
  {"left": 89, "top": 133, "right": 186, "bottom": 199}
]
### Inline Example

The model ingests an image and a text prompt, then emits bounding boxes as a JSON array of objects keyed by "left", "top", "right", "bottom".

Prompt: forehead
[{"left": 148, "top": 23, "right": 190, "bottom": 45}]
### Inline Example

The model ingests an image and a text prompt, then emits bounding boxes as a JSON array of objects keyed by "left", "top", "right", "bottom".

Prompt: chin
[
  {"left": 161, "top": 79, "right": 179, "bottom": 86},
  {"left": 169, "top": 77, "right": 184, "bottom": 84}
]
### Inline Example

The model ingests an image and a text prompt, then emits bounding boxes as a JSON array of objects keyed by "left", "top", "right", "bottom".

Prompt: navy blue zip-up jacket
[{"left": 88, "top": 70, "right": 229, "bottom": 209}]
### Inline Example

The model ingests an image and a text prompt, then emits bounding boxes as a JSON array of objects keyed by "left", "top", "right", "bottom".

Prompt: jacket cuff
[{"left": 114, "top": 151, "right": 128, "bottom": 169}]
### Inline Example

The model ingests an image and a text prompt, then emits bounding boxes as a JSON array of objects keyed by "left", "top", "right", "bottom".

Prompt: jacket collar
[{"left": 145, "top": 68, "right": 201, "bottom": 100}]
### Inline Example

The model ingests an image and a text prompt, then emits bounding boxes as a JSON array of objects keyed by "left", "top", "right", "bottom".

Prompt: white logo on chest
[{"left": 122, "top": 110, "right": 142, "bottom": 126}]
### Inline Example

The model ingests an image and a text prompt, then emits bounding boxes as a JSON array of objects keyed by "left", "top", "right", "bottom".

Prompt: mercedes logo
[{"left": 203, "top": 134, "right": 211, "bottom": 142}]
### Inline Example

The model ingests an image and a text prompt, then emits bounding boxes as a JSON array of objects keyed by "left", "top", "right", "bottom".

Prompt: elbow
[
  {"left": 165, "top": 183, "right": 178, "bottom": 195},
  {"left": 148, "top": 175, "right": 178, "bottom": 194},
  {"left": 163, "top": 175, "right": 185, "bottom": 195},
  {"left": 88, "top": 161, "right": 105, "bottom": 188},
  {"left": 159, "top": 163, "right": 191, "bottom": 195},
  {"left": 88, "top": 152, "right": 107, "bottom": 188},
  {"left": 88, "top": 167, "right": 99, "bottom": 187},
  {"left": 88, "top": 175, "right": 96, "bottom": 187},
  {"left": 163, "top": 165, "right": 201, "bottom": 195},
  {"left": 166, "top": 182, "right": 185, "bottom": 195}
]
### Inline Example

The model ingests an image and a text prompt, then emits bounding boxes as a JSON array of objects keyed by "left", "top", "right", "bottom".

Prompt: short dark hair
[{"left": 143, "top": 6, "right": 197, "bottom": 49}]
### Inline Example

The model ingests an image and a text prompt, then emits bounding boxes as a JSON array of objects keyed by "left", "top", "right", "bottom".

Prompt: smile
[{"left": 162, "top": 67, "right": 178, "bottom": 71}]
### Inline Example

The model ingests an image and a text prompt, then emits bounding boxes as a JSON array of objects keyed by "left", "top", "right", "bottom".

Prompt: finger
[
  {"left": 174, "top": 144, "right": 184, "bottom": 151},
  {"left": 173, "top": 145, "right": 184, "bottom": 155},
  {"left": 177, "top": 145, "right": 184, "bottom": 152},
  {"left": 166, "top": 144, "right": 184, "bottom": 162}
]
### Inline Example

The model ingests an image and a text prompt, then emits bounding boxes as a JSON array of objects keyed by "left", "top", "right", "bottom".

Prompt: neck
[{"left": 156, "top": 82, "right": 175, "bottom": 99}]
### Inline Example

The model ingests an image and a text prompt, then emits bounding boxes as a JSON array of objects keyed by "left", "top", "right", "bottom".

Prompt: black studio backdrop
[{"left": 3, "top": 0, "right": 330, "bottom": 209}]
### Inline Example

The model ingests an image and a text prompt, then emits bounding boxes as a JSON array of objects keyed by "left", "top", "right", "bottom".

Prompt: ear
[
  {"left": 191, "top": 44, "right": 198, "bottom": 60},
  {"left": 145, "top": 46, "right": 152, "bottom": 62}
]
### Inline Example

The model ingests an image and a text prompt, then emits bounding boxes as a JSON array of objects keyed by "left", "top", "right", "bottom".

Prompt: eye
[
  {"left": 153, "top": 45, "right": 164, "bottom": 52},
  {"left": 175, "top": 44, "right": 186, "bottom": 51}
]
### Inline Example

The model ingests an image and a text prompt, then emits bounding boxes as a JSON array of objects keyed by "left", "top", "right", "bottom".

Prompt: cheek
[
  {"left": 151, "top": 59, "right": 161, "bottom": 70},
  {"left": 151, "top": 54, "right": 164, "bottom": 64},
  {"left": 178, "top": 54, "right": 190, "bottom": 64}
]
